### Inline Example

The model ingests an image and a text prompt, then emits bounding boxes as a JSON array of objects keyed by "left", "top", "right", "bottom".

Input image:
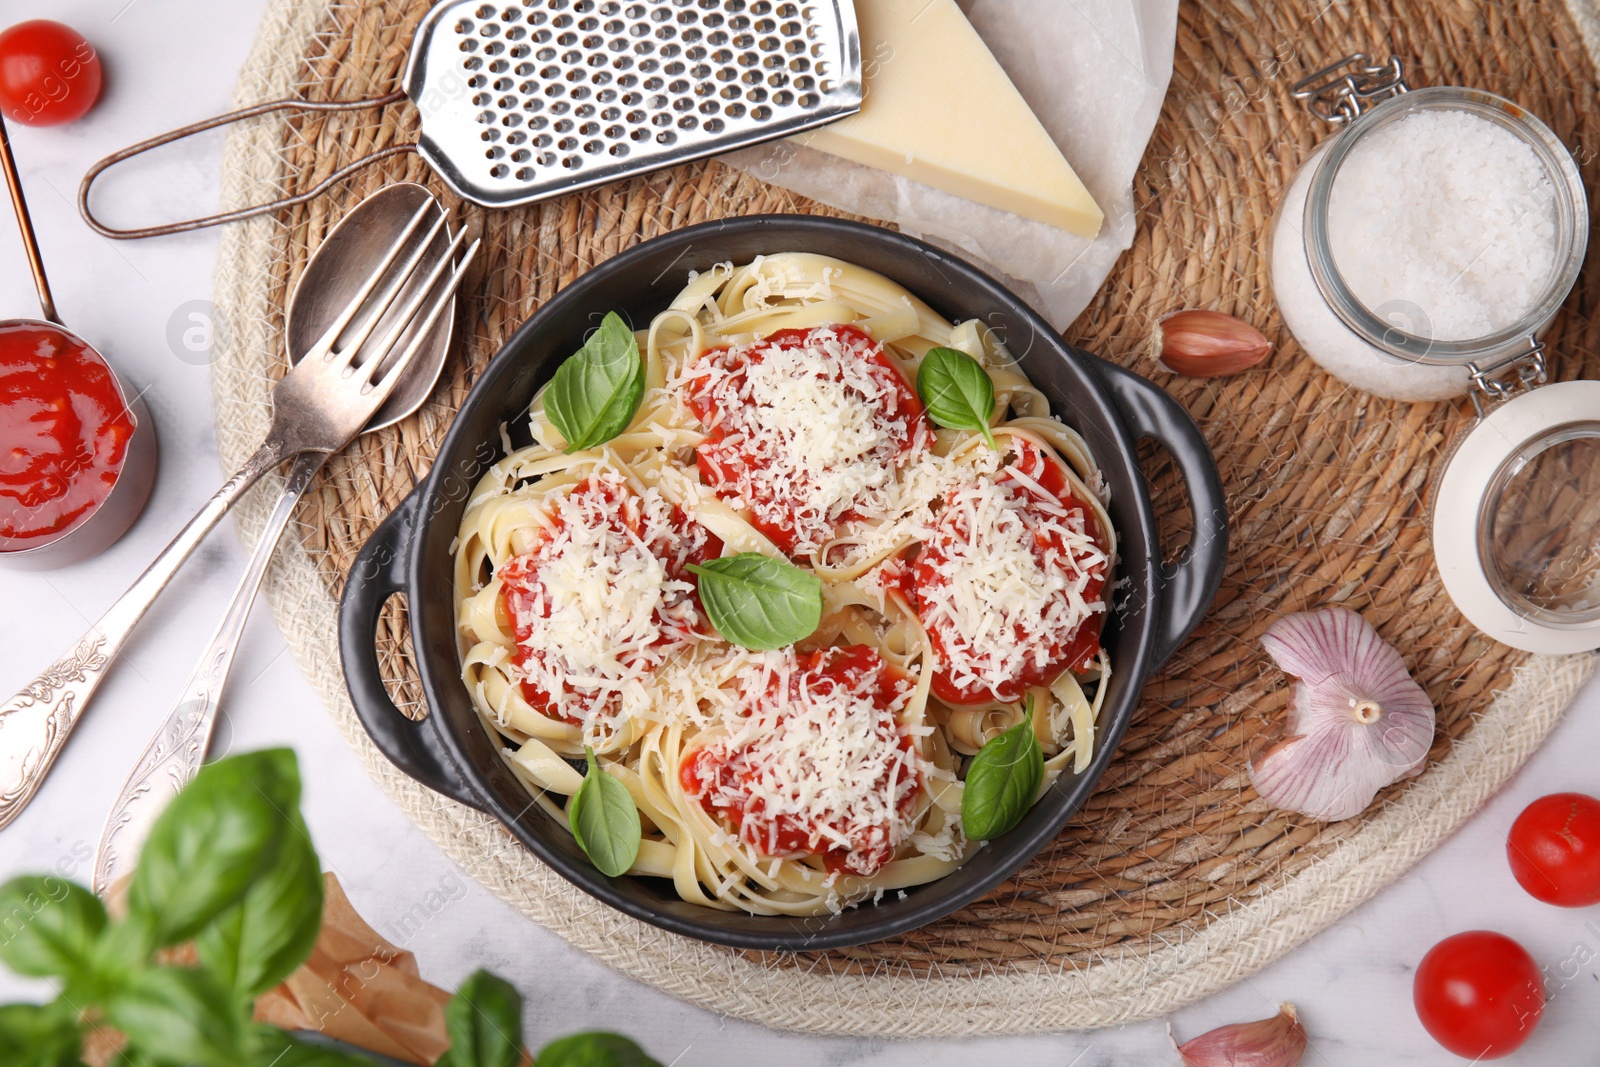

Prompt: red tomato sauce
[
  {"left": 1, "top": 323, "right": 134, "bottom": 551},
  {"left": 912, "top": 437, "right": 1109, "bottom": 705},
  {"left": 680, "top": 645, "right": 920, "bottom": 877},
  {"left": 685, "top": 324, "right": 931, "bottom": 555},
  {"left": 499, "top": 476, "right": 722, "bottom": 724}
]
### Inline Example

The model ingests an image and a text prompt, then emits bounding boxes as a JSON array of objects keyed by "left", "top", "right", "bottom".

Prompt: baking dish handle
[
  {"left": 339, "top": 492, "right": 486, "bottom": 812},
  {"left": 1089, "top": 357, "right": 1229, "bottom": 667}
]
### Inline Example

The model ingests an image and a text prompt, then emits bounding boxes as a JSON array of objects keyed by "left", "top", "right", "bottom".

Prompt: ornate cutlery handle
[
  {"left": 93, "top": 452, "right": 325, "bottom": 894},
  {"left": 0, "top": 438, "right": 288, "bottom": 831}
]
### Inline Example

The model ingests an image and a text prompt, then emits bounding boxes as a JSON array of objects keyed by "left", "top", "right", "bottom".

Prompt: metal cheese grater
[{"left": 80, "top": 0, "right": 862, "bottom": 238}]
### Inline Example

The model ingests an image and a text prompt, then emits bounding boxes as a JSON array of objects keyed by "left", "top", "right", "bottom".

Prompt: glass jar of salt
[
  {"left": 1271, "top": 67, "right": 1587, "bottom": 402},
  {"left": 1275, "top": 57, "right": 1600, "bottom": 655}
]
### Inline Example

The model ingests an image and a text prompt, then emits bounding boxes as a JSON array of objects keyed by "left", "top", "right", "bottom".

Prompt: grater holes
[
  {"left": 481, "top": 128, "right": 501, "bottom": 141},
  {"left": 473, "top": 92, "right": 491, "bottom": 105},
  {"left": 750, "top": 104, "right": 772, "bottom": 121},
  {"left": 508, "top": 129, "right": 528, "bottom": 143},
  {"left": 476, "top": 3, "right": 495, "bottom": 15},
  {"left": 491, "top": 163, "right": 509, "bottom": 177},
  {"left": 487, "top": 146, "right": 506, "bottom": 159},
  {"left": 501, "top": 6, "right": 523, "bottom": 19},
  {"left": 656, "top": 130, "right": 677, "bottom": 145},
  {"left": 461, "top": 38, "right": 479, "bottom": 52},
  {"left": 610, "top": 143, "right": 629, "bottom": 157},
  {"left": 564, "top": 155, "right": 583, "bottom": 168},
  {"left": 771, "top": 89, "right": 794, "bottom": 107},
  {"left": 516, "top": 167, "right": 534, "bottom": 180}
]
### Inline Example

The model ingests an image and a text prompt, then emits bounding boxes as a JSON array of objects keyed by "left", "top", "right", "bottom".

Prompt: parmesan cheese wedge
[{"left": 795, "top": 0, "right": 1104, "bottom": 238}]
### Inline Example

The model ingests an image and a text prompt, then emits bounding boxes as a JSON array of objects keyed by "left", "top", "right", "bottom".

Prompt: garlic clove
[
  {"left": 1250, "top": 608, "right": 1436, "bottom": 822},
  {"left": 1172, "top": 1003, "right": 1308, "bottom": 1067},
  {"left": 1155, "top": 309, "right": 1273, "bottom": 377}
]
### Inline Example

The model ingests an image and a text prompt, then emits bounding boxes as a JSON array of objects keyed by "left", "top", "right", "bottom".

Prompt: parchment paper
[{"left": 722, "top": 0, "right": 1179, "bottom": 331}]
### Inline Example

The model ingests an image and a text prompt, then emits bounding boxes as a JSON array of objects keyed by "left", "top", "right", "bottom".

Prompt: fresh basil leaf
[
  {"left": 248, "top": 1025, "right": 381, "bottom": 1067},
  {"left": 0, "top": 877, "right": 106, "bottom": 983},
  {"left": 916, "top": 346, "right": 998, "bottom": 449},
  {"left": 104, "top": 965, "right": 250, "bottom": 1067},
  {"left": 128, "top": 749, "right": 301, "bottom": 947},
  {"left": 545, "top": 312, "right": 646, "bottom": 452},
  {"left": 196, "top": 815, "right": 324, "bottom": 1000},
  {"left": 568, "top": 750, "right": 641, "bottom": 879},
  {"left": 536, "top": 1032, "right": 663, "bottom": 1067},
  {"left": 443, "top": 969, "right": 524, "bottom": 1067},
  {"left": 686, "top": 553, "right": 823, "bottom": 651},
  {"left": 960, "top": 707, "right": 1044, "bottom": 840},
  {"left": 0, "top": 1001, "right": 84, "bottom": 1067}
]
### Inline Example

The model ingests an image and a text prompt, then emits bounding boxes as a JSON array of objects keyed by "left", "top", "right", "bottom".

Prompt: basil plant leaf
[
  {"left": 443, "top": 969, "right": 524, "bottom": 1067},
  {"left": 568, "top": 750, "right": 642, "bottom": 880},
  {"left": 916, "top": 346, "right": 998, "bottom": 449},
  {"left": 128, "top": 749, "right": 301, "bottom": 947},
  {"left": 104, "top": 965, "right": 250, "bottom": 1067},
  {"left": 686, "top": 553, "right": 823, "bottom": 651},
  {"left": 0, "top": 876, "right": 106, "bottom": 984},
  {"left": 536, "top": 1032, "right": 663, "bottom": 1067},
  {"left": 960, "top": 711, "right": 1045, "bottom": 841},
  {"left": 545, "top": 311, "right": 646, "bottom": 452},
  {"left": 196, "top": 814, "right": 325, "bottom": 1000},
  {"left": 0, "top": 1001, "right": 84, "bottom": 1067}
]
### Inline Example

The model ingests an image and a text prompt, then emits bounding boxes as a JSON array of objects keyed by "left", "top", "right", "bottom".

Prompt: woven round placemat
[{"left": 209, "top": 0, "right": 1599, "bottom": 1035}]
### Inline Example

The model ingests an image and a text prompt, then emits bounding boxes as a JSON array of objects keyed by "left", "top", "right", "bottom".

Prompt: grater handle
[{"left": 78, "top": 91, "right": 416, "bottom": 240}]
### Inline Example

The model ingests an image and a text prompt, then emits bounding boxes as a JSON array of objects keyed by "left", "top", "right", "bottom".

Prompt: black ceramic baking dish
[{"left": 340, "top": 215, "right": 1228, "bottom": 950}]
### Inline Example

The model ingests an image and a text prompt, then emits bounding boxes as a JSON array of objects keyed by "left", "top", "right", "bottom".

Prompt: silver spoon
[
  {"left": 91, "top": 184, "right": 466, "bottom": 893},
  {"left": 0, "top": 184, "right": 478, "bottom": 832}
]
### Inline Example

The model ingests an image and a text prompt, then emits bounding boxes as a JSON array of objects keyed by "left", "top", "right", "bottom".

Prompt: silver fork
[{"left": 0, "top": 201, "right": 480, "bottom": 832}]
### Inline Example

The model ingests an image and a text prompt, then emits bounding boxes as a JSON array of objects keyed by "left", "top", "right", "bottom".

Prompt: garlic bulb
[
  {"left": 1250, "top": 607, "right": 1435, "bottom": 822},
  {"left": 1172, "top": 1003, "right": 1308, "bottom": 1067}
]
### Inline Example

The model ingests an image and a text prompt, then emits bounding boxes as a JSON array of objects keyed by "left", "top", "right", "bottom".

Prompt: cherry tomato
[
  {"left": 1508, "top": 792, "right": 1600, "bottom": 906},
  {"left": 0, "top": 20, "right": 103, "bottom": 127},
  {"left": 1414, "top": 931, "right": 1544, "bottom": 1060}
]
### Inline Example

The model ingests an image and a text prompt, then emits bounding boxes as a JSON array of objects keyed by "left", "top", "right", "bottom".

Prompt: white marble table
[{"left": 4, "top": 2, "right": 1600, "bottom": 1063}]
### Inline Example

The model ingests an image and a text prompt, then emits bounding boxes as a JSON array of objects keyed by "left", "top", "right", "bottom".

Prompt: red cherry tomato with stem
[
  {"left": 1413, "top": 930, "right": 1544, "bottom": 1060},
  {"left": 1508, "top": 792, "right": 1600, "bottom": 906},
  {"left": 0, "top": 20, "right": 103, "bottom": 127}
]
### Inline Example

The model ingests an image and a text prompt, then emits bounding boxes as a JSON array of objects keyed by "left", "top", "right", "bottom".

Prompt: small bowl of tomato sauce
[{"left": 1, "top": 320, "right": 157, "bottom": 568}]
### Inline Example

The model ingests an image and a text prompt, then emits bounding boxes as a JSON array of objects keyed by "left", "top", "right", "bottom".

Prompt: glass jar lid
[
  {"left": 1303, "top": 86, "right": 1588, "bottom": 370},
  {"left": 1434, "top": 381, "right": 1600, "bottom": 652}
]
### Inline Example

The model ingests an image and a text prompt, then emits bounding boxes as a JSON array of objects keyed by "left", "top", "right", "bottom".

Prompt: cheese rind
[{"left": 796, "top": 0, "right": 1103, "bottom": 238}]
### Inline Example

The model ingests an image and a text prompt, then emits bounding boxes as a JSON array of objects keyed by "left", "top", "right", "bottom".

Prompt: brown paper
[{"left": 253, "top": 873, "right": 455, "bottom": 1066}]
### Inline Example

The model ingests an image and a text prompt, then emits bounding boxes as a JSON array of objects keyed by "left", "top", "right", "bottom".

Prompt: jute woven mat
[{"left": 208, "top": 0, "right": 1600, "bottom": 1034}]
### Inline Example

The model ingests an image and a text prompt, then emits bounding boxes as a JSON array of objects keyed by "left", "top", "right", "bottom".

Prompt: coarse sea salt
[{"left": 1326, "top": 108, "right": 1558, "bottom": 342}]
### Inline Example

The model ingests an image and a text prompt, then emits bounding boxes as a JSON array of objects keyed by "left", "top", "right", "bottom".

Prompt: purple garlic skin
[
  {"left": 1250, "top": 607, "right": 1435, "bottom": 822},
  {"left": 1172, "top": 1003, "right": 1308, "bottom": 1067}
]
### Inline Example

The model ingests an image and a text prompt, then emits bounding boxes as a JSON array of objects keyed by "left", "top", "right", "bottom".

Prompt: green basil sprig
[
  {"left": 0, "top": 742, "right": 665, "bottom": 1067},
  {"left": 439, "top": 969, "right": 524, "bottom": 1067},
  {"left": 686, "top": 553, "right": 823, "bottom": 651},
  {"left": 961, "top": 701, "right": 1045, "bottom": 840},
  {"left": 196, "top": 814, "right": 325, "bottom": 1001},
  {"left": 568, "top": 749, "right": 642, "bottom": 879},
  {"left": 916, "top": 346, "right": 998, "bottom": 449},
  {"left": 537, "top": 1032, "right": 664, "bottom": 1067},
  {"left": 545, "top": 311, "right": 646, "bottom": 452}
]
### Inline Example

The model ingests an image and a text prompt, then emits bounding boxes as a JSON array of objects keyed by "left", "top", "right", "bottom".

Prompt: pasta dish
[{"left": 453, "top": 254, "right": 1115, "bottom": 915}]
